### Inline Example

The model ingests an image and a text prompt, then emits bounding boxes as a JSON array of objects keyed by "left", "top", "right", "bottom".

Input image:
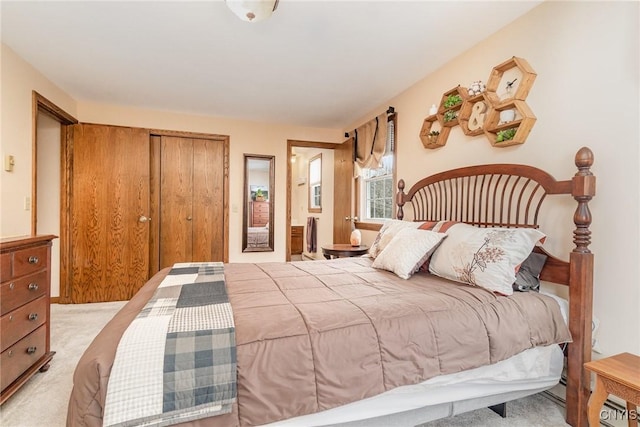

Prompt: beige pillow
[
  {"left": 372, "top": 228, "right": 447, "bottom": 279},
  {"left": 369, "top": 219, "right": 422, "bottom": 259},
  {"left": 429, "top": 223, "right": 546, "bottom": 295}
]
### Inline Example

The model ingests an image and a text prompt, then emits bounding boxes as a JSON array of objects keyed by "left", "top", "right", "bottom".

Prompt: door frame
[
  {"left": 286, "top": 139, "right": 343, "bottom": 262},
  {"left": 31, "top": 91, "right": 78, "bottom": 304}
]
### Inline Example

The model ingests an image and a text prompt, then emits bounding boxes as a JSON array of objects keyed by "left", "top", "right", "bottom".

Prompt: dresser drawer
[
  {"left": 0, "top": 325, "right": 46, "bottom": 391},
  {"left": 0, "top": 253, "right": 11, "bottom": 282},
  {"left": 1, "top": 296, "right": 47, "bottom": 352},
  {"left": 253, "top": 202, "right": 269, "bottom": 213},
  {"left": 13, "top": 245, "right": 48, "bottom": 278},
  {"left": 0, "top": 271, "right": 48, "bottom": 316}
]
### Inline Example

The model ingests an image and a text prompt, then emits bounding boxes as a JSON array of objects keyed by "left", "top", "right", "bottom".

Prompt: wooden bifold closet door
[
  {"left": 68, "top": 125, "right": 227, "bottom": 303},
  {"left": 151, "top": 135, "right": 225, "bottom": 272}
]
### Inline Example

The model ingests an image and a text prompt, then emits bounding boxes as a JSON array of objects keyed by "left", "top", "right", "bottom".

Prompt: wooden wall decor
[{"left": 419, "top": 57, "right": 537, "bottom": 149}]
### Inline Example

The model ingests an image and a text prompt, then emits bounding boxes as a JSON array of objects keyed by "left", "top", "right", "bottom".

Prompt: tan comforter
[{"left": 67, "top": 258, "right": 570, "bottom": 427}]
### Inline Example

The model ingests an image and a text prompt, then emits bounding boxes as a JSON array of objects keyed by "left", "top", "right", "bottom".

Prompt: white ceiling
[{"left": 1, "top": 1, "right": 541, "bottom": 129}]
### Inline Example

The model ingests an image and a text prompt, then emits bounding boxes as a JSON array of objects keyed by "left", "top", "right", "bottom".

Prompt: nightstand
[{"left": 584, "top": 352, "right": 640, "bottom": 427}]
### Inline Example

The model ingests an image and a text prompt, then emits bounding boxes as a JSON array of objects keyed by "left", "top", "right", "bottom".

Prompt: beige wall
[
  {"left": 351, "top": 1, "right": 640, "bottom": 358},
  {"left": 36, "top": 113, "right": 61, "bottom": 297},
  {"left": 1, "top": 44, "right": 77, "bottom": 237}
]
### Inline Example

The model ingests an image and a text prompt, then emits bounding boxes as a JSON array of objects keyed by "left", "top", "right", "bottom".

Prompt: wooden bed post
[
  {"left": 566, "top": 147, "right": 596, "bottom": 427},
  {"left": 396, "top": 179, "right": 406, "bottom": 220}
]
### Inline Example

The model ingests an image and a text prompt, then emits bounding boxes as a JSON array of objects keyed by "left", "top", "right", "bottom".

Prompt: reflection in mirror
[{"left": 243, "top": 154, "right": 275, "bottom": 252}]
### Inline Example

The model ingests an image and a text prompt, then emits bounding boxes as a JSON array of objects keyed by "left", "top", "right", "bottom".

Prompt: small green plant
[
  {"left": 495, "top": 128, "right": 517, "bottom": 143},
  {"left": 443, "top": 110, "right": 458, "bottom": 122},
  {"left": 443, "top": 94, "right": 462, "bottom": 108}
]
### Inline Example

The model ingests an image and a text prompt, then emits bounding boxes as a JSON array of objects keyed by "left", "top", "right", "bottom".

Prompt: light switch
[
  {"left": 4, "top": 155, "right": 15, "bottom": 172},
  {"left": 24, "top": 196, "right": 31, "bottom": 211}
]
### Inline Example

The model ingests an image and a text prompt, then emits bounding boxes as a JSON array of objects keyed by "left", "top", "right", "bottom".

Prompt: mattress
[{"left": 267, "top": 292, "right": 568, "bottom": 426}]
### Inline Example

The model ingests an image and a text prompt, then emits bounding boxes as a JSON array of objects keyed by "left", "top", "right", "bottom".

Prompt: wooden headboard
[{"left": 395, "top": 147, "right": 595, "bottom": 427}]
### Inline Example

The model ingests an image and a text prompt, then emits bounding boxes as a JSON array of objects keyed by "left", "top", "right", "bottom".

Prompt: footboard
[{"left": 395, "top": 147, "right": 595, "bottom": 427}]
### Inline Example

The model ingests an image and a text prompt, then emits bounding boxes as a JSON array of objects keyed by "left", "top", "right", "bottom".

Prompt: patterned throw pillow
[
  {"left": 372, "top": 228, "right": 447, "bottom": 279},
  {"left": 429, "top": 223, "right": 546, "bottom": 295},
  {"left": 369, "top": 219, "right": 422, "bottom": 259}
]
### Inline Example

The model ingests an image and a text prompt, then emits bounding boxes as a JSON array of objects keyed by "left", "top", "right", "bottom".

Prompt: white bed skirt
[{"left": 265, "top": 344, "right": 563, "bottom": 427}]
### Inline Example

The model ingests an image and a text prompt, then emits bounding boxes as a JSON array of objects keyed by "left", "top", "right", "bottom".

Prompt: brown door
[
  {"left": 69, "top": 124, "right": 150, "bottom": 303},
  {"left": 333, "top": 138, "right": 354, "bottom": 243},
  {"left": 157, "top": 136, "right": 225, "bottom": 270}
]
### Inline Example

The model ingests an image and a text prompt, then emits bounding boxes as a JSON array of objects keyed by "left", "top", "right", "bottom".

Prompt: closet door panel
[
  {"left": 159, "top": 136, "right": 194, "bottom": 269},
  {"left": 192, "top": 139, "right": 225, "bottom": 262}
]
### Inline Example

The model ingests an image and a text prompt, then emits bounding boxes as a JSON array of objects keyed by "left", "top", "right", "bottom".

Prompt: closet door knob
[
  {"left": 186, "top": 216, "right": 193, "bottom": 221},
  {"left": 138, "top": 216, "right": 151, "bottom": 223}
]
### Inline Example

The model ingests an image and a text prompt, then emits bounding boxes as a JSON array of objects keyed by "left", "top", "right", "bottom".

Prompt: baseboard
[{"left": 546, "top": 375, "right": 632, "bottom": 427}]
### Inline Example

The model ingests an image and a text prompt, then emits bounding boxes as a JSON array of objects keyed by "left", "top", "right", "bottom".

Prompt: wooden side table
[
  {"left": 321, "top": 244, "right": 368, "bottom": 260},
  {"left": 584, "top": 352, "right": 640, "bottom": 427}
]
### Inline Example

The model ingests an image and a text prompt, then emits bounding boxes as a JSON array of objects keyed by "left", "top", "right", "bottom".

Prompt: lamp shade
[{"left": 226, "top": 0, "right": 279, "bottom": 22}]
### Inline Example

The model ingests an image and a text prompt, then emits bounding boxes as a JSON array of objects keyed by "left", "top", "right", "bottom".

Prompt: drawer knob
[
  {"left": 28, "top": 283, "right": 39, "bottom": 291},
  {"left": 9, "top": 315, "right": 13, "bottom": 322},
  {"left": 7, "top": 350, "right": 13, "bottom": 358},
  {"left": 28, "top": 313, "right": 38, "bottom": 321},
  {"left": 9, "top": 282, "right": 15, "bottom": 290},
  {"left": 27, "top": 346, "right": 37, "bottom": 355},
  {"left": 28, "top": 256, "right": 39, "bottom": 264}
]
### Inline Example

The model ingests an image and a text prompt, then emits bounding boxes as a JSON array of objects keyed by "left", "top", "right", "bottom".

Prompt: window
[
  {"left": 362, "top": 155, "right": 393, "bottom": 220},
  {"left": 359, "top": 115, "right": 396, "bottom": 221},
  {"left": 308, "top": 154, "right": 322, "bottom": 212}
]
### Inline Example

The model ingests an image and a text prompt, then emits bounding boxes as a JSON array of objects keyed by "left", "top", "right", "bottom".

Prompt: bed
[
  {"left": 246, "top": 226, "right": 269, "bottom": 249},
  {"left": 67, "top": 147, "right": 595, "bottom": 427}
]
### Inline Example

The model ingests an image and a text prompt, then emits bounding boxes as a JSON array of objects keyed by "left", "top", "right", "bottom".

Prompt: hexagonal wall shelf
[
  {"left": 485, "top": 56, "right": 537, "bottom": 104},
  {"left": 437, "top": 86, "right": 468, "bottom": 127},
  {"left": 483, "top": 99, "right": 537, "bottom": 147},
  {"left": 459, "top": 93, "right": 492, "bottom": 137},
  {"left": 419, "top": 115, "right": 450, "bottom": 149}
]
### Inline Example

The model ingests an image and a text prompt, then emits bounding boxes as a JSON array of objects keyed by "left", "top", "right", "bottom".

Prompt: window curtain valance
[{"left": 349, "top": 112, "right": 388, "bottom": 170}]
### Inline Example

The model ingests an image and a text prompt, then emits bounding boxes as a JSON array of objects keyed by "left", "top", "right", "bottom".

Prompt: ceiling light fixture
[{"left": 225, "top": 0, "right": 279, "bottom": 22}]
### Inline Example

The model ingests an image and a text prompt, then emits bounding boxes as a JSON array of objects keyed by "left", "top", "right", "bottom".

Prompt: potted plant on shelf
[
  {"left": 255, "top": 188, "right": 265, "bottom": 201},
  {"left": 427, "top": 130, "right": 440, "bottom": 144},
  {"left": 495, "top": 128, "right": 517, "bottom": 143},
  {"left": 443, "top": 94, "right": 462, "bottom": 109},
  {"left": 443, "top": 110, "right": 458, "bottom": 123}
]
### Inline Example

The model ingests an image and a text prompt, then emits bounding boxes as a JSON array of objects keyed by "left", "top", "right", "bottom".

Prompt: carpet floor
[{"left": 1, "top": 302, "right": 570, "bottom": 427}]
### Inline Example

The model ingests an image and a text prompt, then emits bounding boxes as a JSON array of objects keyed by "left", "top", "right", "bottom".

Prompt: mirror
[{"left": 243, "top": 154, "right": 275, "bottom": 252}]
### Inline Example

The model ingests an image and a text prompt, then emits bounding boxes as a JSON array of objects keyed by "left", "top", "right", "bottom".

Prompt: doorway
[
  {"left": 32, "top": 92, "right": 78, "bottom": 303},
  {"left": 285, "top": 139, "right": 354, "bottom": 262}
]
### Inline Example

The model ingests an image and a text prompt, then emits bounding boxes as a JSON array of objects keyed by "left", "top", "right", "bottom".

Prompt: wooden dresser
[
  {"left": 291, "top": 226, "right": 303, "bottom": 255},
  {"left": 251, "top": 201, "right": 269, "bottom": 227},
  {"left": 0, "top": 235, "right": 56, "bottom": 404}
]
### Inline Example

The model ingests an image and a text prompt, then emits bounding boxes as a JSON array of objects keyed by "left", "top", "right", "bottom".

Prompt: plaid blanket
[{"left": 103, "top": 263, "right": 236, "bottom": 427}]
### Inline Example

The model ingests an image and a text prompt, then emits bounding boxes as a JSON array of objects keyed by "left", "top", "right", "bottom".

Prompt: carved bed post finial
[
  {"left": 572, "top": 147, "right": 595, "bottom": 253},
  {"left": 396, "top": 179, "right": 406, "bottom": 220}
]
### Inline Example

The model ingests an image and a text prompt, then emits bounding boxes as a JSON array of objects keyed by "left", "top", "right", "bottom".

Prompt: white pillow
[
  {"left": 369, "top": 219, "right": 422, "bottom": 259},
  {"left": 429, "top": 223, "right": 546, "bottom": 295},
  {"left": 372, "top": 228, "right": 447, "bottom": 279}
]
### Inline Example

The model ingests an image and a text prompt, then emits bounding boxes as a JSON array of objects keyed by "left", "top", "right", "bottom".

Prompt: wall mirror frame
[{"left": 242, "top": 154, "right": 275, "bottom": 252}]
